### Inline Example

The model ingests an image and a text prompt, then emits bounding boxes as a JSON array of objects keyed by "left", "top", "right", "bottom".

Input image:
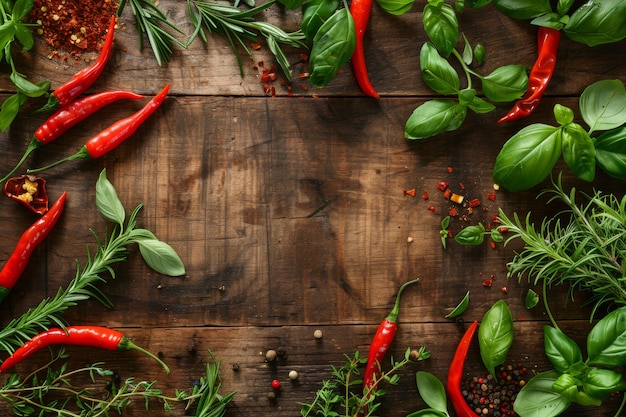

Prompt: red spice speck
[
  {"left": 482, "top": 279, "right": 493, "bottom": 287},
  {"left": 487, "top": 192, "right": 496, "bottom": 201},
  {"left": 447, "top": 166, "right": 453, "bottom": 173},
  {"left": 403, "top": 189, "right": 416, "bottom": 197},
  {"left": 449, "top": 207, "right": 458, "bottom": 216},
  {"left": 468, "top": 198, "right": 481, "bottom": 208},
  {"left": 271, "top": 379, "right": 281, "bottom": 389},
  {"left": 459, "top": 182, "right": 466, "bottom": 190},
  {"left": 427, "top": 205, "right": 435, "bottom": 212},
  {"left": 490, "top": 241, "right": 496, "bottom": 249},
  {"left": 501, "top": 286, "right": 508, "bottom": 294},
  {"left": 421, "top": 191, "right": 429, "bottom": 200},
  {"left": 443, "top": 189, "right": 452, "bottom": 200},
  {"left": 437, "top": 181, "right": 449, "bottom": 191}
]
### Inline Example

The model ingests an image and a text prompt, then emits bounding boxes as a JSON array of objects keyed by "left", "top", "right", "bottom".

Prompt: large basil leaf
[
  {"left": 580, "top": 79, "right": 626, "bottom": 134},
  {"left": 301, "top": 0, "right": 340, "bottom": 41},
  {"left": 405, "top": 99, "right": 466, "bottom": 139},
  {"left": 420, "top": 42, "right": 460, "bottom": 95},
  {"left": 422, "top": 2, "right": 458, "bottom": 57},
  {"left": 491, "top": 0, "right": 552, "bottom": 20},
  {"left": 564, "top": 0, "right": 626, "bottom": 46},
  {"left": 582, "top": 368, "right": 626, "bottom": 400},
  {"left": 96, "top": 169, "right": 126, "bottom": 226},
  {"left": 376, "top": 0, "right": 414, "bottom": 15},
  {"left": 561, "top": 123, "right": 595, "bottom": 182},
  {"left": 543, "top": 326, "right": 583, "bottom": 373},
  {"left": 594, "top": 127, "right": 626, "bottom": 181},
  {"left": 586, "top": 306, "right": 626, "bottom": 368},
  {"left": 479, "top": 300, "right": 514, "bottom": 378},
  {"left": 481, "top": 65, "right": 528, "bottom": 102},
  {"left": 493, "top": 124, "right": 562, "bottom": 192},
  {"left": 309, "top": 8, "right": 356, "bottom": 87},
  {"left": 415, "top": 371, "right": 448, "bottom": 413},
  {"left": 514, "top": 371, "right": 571, "bottom": 417}
]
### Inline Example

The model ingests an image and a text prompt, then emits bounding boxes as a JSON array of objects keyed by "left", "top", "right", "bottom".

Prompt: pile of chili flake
[
  {"left": 463, "top": 363, "right": 529, "bottom": 416},
  {"left": 30, "top": 0, "right": 119, "bottom": 57}
]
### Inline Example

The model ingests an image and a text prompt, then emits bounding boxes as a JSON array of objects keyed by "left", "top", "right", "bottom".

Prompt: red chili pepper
[
  {"left": 0, "top": 192, "right": 66, "bottom": 304},
  {"left": 0, "top": 91, "right": 145, "bottom": 184},
  {"left": 27, "top": 84, "right": 170, "bottom": 173},
  {"left": 3, "top": 175, "right": 49, "bottom": 214},
  {"left": 0, "top": 326, "right": 170, "bottom": 374},
  {"left": 498, "top": 27, "right": 561, "bottom": 123},
  {"left": 362, "top": 278, "right": 419, "bottom": 409},
  {"left": 41, "top": 16, "right": 117, "bottom": 112},
  {"left": 447, "top": 320, "right": 479, "bottom": 417},
  {"left": 349, "top": 0, "right": 380, "bottom": 98}
]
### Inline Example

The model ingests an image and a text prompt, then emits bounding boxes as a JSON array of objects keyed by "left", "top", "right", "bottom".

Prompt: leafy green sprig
[
  {"left": 300, "top": 347, "right": 429, "bottom": 417},
  {"left": 498, "top": 175, "right": 626, "bottom": 318},
  {"left": 0, "top": 169, "right": 185, "bottom": 354},
  {"left": 0, "top": 348, "right": 235, "bottom": 416}
]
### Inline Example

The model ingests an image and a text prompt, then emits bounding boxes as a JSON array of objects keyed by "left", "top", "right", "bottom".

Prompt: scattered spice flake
[
  {"left": 31, "top": 0, "right": 119, "bottom": 58},
  {"left": 459, "top": 182, "right": 465, "bottom": 190},
  {"left": 482, "top": 279, "right": 493, "bottom": 288},
  {"left": 427, "top": 205, "right": 435, "bottom": 212},
  {"left": 501, "top": 286, "right": 509, "bottom": 294},
  {"left": 498, "top": 226, "right": 509, "bottom": 233},
  {"left": 490, "top": 241, "right": 496, "bottom": 249},
  {"left": 449, "top": 207, "right": 458, "bottom": 216},
  {"left": 403, "top": 189, "right": 416, "bottom": 197},
  {"left": 447, "top": 166, "right": 453, "bottom": 173},
  {"left": 437, "top": 181, "right": 449, "bottom": 191},
  {"left": 421, "top": 191, "right": 429, "bottom": 200},
  {"left": 487, "top": 191, "right": 496, "bottom": 201},
  {"left": 252, "top": 43, "right": 262, "bottom": 50},
  {"left": 450, "top": 193, "right": 464, "bottom": 204},
  {"left": 443, "top": 189, "right": 452, "bottom": 200},
  {"left": 300, "top": 53, "right": 309, "bottom": 61},
  {"left": 468, "top": 198, "right": 480, "bottom": 208}
]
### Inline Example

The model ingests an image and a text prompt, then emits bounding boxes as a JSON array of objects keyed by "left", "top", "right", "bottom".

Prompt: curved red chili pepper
[
  {"left": 0, "top": 326, "right": 170, "bottom": 374},
  {"left": 27, "top": 84, "right": 170, "bottom": 173},
  {"left": 0, "top": 192, "right": 66, "bottom": 304},
  {"left": 41, "top": 15, "right": 117, "bottom": 112},
  {"left": 350, "top": 0, "right": 380, "bottom": 99},
  {"left": 0, "top": 91, "right": 145, "bottom": 184},
  {"left": 498, "top": 26, "right": 561, "bottom": 123},
  {"left": 447, "top": 320, "right": 479, "bottom": 417},
  {"left": 362, "top": 278, "right": 419, "bottom": 409}
]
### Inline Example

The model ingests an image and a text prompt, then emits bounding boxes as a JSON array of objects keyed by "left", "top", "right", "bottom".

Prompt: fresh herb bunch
[
  {"left": 300, "top": 347, "right": 429, "bottom": 417},
  {"left": 0, "top": 169, "right": 185, "bottom": 354},
  {"left": 0, "top": 348, "right": 235, "bottom": 416},
  {"left": 498, "top": 175, "right": 626, "bottom": 318},
  {"left": 0, "top": 0, "right": 50, "bottom": 130},
  {"left": 493, "top": 79, "right": 626, "bottom": 192},
  {"left": 404, "top": 0, "right": 529, "bottom": 140}
]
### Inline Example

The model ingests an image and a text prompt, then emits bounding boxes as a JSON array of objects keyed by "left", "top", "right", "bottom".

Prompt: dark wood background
[{"left": 0, "top": 1, "right": 625, "bottom": 416}]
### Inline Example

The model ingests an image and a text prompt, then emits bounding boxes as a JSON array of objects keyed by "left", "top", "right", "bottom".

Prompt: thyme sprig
[
  {"left": 498, "top": 175, "right": 626, "bottom": 318},
  {"left": 0, "top": 349, "right": 235, "bottom": 416}
]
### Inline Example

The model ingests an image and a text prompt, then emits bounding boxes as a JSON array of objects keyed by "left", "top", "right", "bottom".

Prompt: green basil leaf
[
  {"left": 564, "top": 0, "right": 626, "bottom": 46},
  {"left": 301, "top": 0, "right": 339, "bottom": 41},
  {"left": 136, "top": 237, "right": 186, "bottom": 276},
  {"left": 514, "top": 371, "right": 571, "bottom": 417},
  {"left": 525, "top": 289, "right": 539, "bottom": 309},
  {"left": 11, "top": 0, "right": 33, "bottom": 22},
  {"left": 530, "top": 13, "right": 565, "bottom": 30},
  {"left": 561, "top": 123, "right": 595, "bottom": 182},
  {"left": 0, "top": 20, "right": 16, "bottom": 51},
  {"left": 543, "top": 326, "right": 583, "bottom": 373},
  {"left": 594, "top": 127, "right": 626, "bottom": 181},
  {"left": 277, "top": 0, "right": 304, "bottom": 9},
  {"left": 406, "top": 409, "right": 447, "bottom": 417},
  {"left": 376, "top": 0, "right": 414, "bottom": 15},
  {"left": 455, "top": 223, "right": 485, "bottom": 245},
  {"left": 490, "top": 228, "right": 503, "bottom": 242},
  {"left": 467, "top": 0, "right": 492, "bottom": 7},
  {"left": 481, "top": 65, "right": 528, "bottom": 103},
  {"left": 587, "top": 306, "right": 626, "bottom": 367},
  {"left": 556, "top": 0, "right": 575, "bottom": 16},
  {"left": 493, "top": 124, "right": 562, "bottom": 192},
  {"left": 416, "top": 371, "right": 448, "bottom": 412},
  {"left": 405, "top": 99, "right": 466, "bottom": 139},
  {"left": 552, "top": 374, "right": 579, "bottom": 403},
  {"left": 491, "top": 0, "right": 551, "bottom": 20},
  {"left": 461, "top": 33, "right": 472, "bottom": 65},
  {"left": 14, "top": 22, "right": 33, "bottom": 50},
  {"left": 580, "top": 79, "right": 626, "bottom": 134},
  {"left": 553, "top": 103, "right": 574, "bottom": 126},
  {"left": 95, "top": 169, "right": 126, "bottom": 226},
  {"left": 309, "top": 8, "right": 355, "bottom": 88},
  {"left": 455, "top": 0, "right": 465, "bottom": 13},
  {"left": 10, "top": 72, "right": 50, "bottom": 97},
  {"left": 468, "top": 96, "right": 495, "bottom": 114},
  {"left": 445, "top": 290, "right": 470, "bottom": 318},
  {"left": 582, "top": 368, "right": 626, "bottom": 400},
  {"left": 473, "top": 43, "right": 485, "bottom": 65},
  {"left": 420, "top": 42, "right": 460, "bottom": 95},
  {"left": 0, "top": 93, "right": 23, "bottom": 131},
  {"left": 479, "top": 300, "right": 514, "bottom": 377},
  {"left": 422, "top": 2, "right": 458, "bottom": 57}
]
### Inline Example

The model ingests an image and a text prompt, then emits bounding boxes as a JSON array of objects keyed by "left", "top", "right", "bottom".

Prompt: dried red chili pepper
[
  {"left": 1, "top": 90, "right": 145, "bottom": 184},
  {"left": 3, "top": 175, "right": 49, "bottom": 214},
  {"left": 447, "top": 320, "right": 479, "bottom": 417},
  {"left": 498, "top": 27, "right": 561, "bottom": 123},
  {"left": 350, "top": 0, "right": 379, "bottom": 98},
  {"left": 362, "top": 278, "right": 419, "bottom": 410},
  {"left": 28, "top": 84, "right": 170, "bottom": 173},
  {"left": 0, "top": 192, "right": 66, "bottom": 304},
  {"left": 0, "top": 325, "right": 170, "bottom": 373},
  {"left": 39, "top": 15, "right": 117, "bottom": 112}
]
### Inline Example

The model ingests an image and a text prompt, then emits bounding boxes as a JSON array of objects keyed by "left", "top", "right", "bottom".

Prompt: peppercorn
[{"left": 265, "top": 349, "right": 278, "bottom": 362}]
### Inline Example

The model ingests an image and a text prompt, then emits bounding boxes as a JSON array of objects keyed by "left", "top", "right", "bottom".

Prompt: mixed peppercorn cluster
[{"left": 463, "top": 363, "right": 529, "bottom": 416}]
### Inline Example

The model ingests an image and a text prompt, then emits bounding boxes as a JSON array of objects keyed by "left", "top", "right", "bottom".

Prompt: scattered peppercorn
[
  {"left": 289, "top": 370, "right": 299, "bottom": 380},
  {"left": 265, "top": 349, "right": 278, "bottom": 362},
  {"left": 462, "top": 363, "right": 528, "bottom": 416},
  {"left": 313, "top": 329, "right": 323, "bottom": 339},
  {"left": 271, "top": 379, "right": 281, "bottom": 389}
]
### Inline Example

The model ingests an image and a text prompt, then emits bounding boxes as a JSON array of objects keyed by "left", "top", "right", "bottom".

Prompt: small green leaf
[
  {"left": 580, "top": 79, "right": 626, "bottom": 134},
  {"left": 553, "top": 103, "right": 574, "bottom": 126},
  {"left": 446, "top": 290, "right": 470, "bottom": 318},
  {"left": 0, "top": 93, "right": 23, "bottom": 131},
  {"left": 136, "top": 237, "right": 186, "bottom": 276},
  {"left": 416, "top": 371, "right": 448, "bottom": 413},
  {"left": 481, "top": 65, "right": 528, "bottom": 103},
  {"left": 405, "top": 99, "right": 466, "bottom": 139},
  {"left": 561, "top": 123, "right": 595, "bottom": 182},
  {"left": 586, "top": 306, "right": 626, "bottom": 368},
  {"left": 301, "top": 0, "right": 339, "bottom": 41},
  {"left": 420, "top": 42, "right": 460, "bottom": 95},
  {"left": 454, "top": 223, "right": 485, "bottom": 245},
  {"left": 10, "top": 72, "right": 50, "bottom": 97},
  {"left": 525, "top": 289, "right": 539, "bottom": 309},
  {"left": 95, "top": 169, "right": 126, "bottom": 226},
  {"left": 422, "top": 2, "right": 458, "bottom": 57},
  {"left": 461, "top": 33, "right": 472, "bottom": 65},
  {"left": 479, "top": 300, "right": 514, "bottom": 378},
  {"left": 473, "top": 43, "right": 485, "bottom": 65}
]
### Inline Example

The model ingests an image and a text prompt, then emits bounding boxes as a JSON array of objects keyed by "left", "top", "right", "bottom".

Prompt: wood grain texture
[{"left": 0, "top": 1, "right": 624, "bottom": 416}]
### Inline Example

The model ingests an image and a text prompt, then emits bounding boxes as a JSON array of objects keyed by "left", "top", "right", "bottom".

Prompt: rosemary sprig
[
  {"left": 0, "top": 349, "right": 235, "bottom": 416},
  {"left": 187, "top": 0, "right": 306, "bottom": 80},
  {"left": 117, "top": 0, "right": 188, "bottom": 66},
  {"left": 499, "top": 175, "right": 626, "bottom": 318}
]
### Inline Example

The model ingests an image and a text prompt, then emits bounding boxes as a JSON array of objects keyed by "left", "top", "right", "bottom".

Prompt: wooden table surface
[{"left": 0, "top": 2, "right": 625, "bottom": 416}]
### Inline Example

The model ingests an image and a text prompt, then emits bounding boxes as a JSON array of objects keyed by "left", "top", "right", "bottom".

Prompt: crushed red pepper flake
[
  {"left": 31, "top": 0, "right": 119, "bottom": 58},
  {"left": 403, "top": 189, "right": 416, "bottom": 197}
]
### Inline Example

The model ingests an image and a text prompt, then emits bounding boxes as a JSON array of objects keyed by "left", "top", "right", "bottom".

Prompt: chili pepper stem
[
  {"left": 386, "top": 278, "right": 419, "bottom": 322},
  {"left": 0, "top": 137, "right": 43, "bottom": 184},
  {"left": 121, "top": 338, "right": 171, "bottom": 374},
  {"left": 26, "top": 147, "right": 91, "bottom": 174}
]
